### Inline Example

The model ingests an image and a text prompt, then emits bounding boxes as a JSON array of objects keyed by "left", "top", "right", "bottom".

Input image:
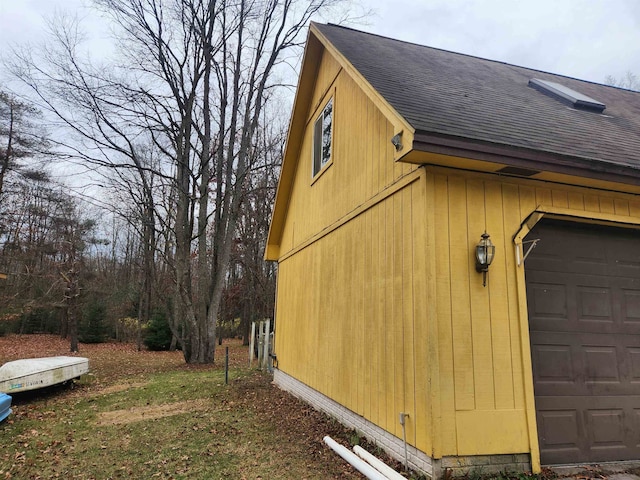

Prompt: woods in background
[{"left": 0, "top": 0, "right": 362, "bottom": 360}]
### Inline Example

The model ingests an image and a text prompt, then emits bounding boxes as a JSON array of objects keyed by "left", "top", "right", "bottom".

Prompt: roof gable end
[{"left": 265, "top": 23, "right": 413, "bottom": 260}]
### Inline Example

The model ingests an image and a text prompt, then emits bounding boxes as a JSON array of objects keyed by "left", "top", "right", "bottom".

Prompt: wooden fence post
[
  {"left": 257, "top": 321, "right": 264, "bottom": 368},
  {"left": 263, "top": 319, "right": 271, "bottom": 371},
  {"left": 249, "top": 322, "right": 256, "bottom": 367}
]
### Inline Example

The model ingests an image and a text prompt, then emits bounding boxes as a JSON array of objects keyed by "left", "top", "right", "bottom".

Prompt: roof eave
[{"left": 406, "top": 131, "right": 640, "bottom": 189}]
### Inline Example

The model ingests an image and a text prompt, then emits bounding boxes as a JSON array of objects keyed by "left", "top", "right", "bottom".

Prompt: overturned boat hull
[
  {"left": 0, "top": 356, "right": 89, "bottom": 394},
  {"left": 0, "top": 393, "right": 11, "bottom": 422}
]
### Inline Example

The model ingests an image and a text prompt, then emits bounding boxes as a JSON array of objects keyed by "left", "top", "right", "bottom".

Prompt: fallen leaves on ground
[{"left": 0, "top": 334, "right": 408, "bottom": 479}]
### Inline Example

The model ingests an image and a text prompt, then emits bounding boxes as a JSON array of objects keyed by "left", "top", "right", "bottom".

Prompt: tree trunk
[
  {"left": 8, "top": 0, "right": 350, "bottom": 364},
  {"left": 65, "top": 275, "right": 79, "bottom": 353},
  {"left": 60, "top": 309, "right": 69, "bottom": 339},
  {"left": 69, "top": 308, "right": 79, "bottom": 353}
]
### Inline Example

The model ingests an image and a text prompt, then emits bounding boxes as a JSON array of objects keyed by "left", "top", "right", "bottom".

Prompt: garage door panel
[
  {"left": 614, "top": 260, "right": 640, "bottom": 277},
  {"left": 536, "top": 406, "right": 585, "bottom": 465},
  {"left": 622, "top": 289, "right": 640, "bottom": 322},
  {"left": 529, "top": 288, "right": 640, "bottom": 335},
  {"left": 588, "top": 408, "right": 625, "bottom": 447},
  {"left": 529, "top": 282, "right": 568, "bottom": 319},
  {"left": 537, "top": 408, "right": 581, "bottom": 446},
  {"left": 584, "top": 345, "right": 619, "bottom": 383},
  {"left": 526, "top": 219, "right": 640, "bottom": 465},
  {"left": 577, "top": 286, "right": 612, "bottom": 321},
  {"left": 531, "top": 333, "right": 640, "bottom": 396},
  {"left": 606, "top": 237, "right": 640, "bottom": 277},
  {"left": 531, "top": 343, "right": 575, "bottom": 386},
  {"left": 629, "top": 348, "right": 640, "bottom": 382},
  {"left": 524, "top": 243, "right": 570, "bottom": 271},
  {"left": 536, "top": 396, "right": 640, "bottom": 463},
  {"left": 635, "top": 409, "right": 640, "bottom": 447}
]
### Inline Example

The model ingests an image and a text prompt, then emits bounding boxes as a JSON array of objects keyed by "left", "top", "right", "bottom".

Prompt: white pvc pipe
[
  {"left": 353, "top": 445, "right": 406, "bottom": 480},
  {"left": 323, "top": 436, "right": 389, "bottom": 480}
]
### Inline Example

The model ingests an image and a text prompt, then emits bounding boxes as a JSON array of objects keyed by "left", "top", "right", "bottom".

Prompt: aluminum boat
[{"left": 0, "top": 356, "right": 89, "bottom": 394}]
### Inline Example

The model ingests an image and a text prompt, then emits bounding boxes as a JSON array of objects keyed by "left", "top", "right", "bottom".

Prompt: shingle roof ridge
[{"left": 321, "top": 22, "right": 637, "bottom": 94}]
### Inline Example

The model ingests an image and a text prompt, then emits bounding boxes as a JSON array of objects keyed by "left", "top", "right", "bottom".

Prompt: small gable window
[{"left": 312, "top": 97, "right": 333, "bottom": 177}]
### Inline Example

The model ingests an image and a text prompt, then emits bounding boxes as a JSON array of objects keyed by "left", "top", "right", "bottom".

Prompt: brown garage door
[{"left": 525, "top": 219, "right": 640, "bottom": 465}]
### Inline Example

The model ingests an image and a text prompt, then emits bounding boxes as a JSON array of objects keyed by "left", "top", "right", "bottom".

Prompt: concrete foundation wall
[{"left": 273, "top": 369, "right": 532, "bottom": 479}]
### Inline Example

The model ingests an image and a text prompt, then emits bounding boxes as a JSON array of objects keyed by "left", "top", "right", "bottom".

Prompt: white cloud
[
  {"left": 366, "top": 0, "right": 640, "bottom": 84},
  {"left": 1, "top": 0, "right": 639, "bottom": 85}
]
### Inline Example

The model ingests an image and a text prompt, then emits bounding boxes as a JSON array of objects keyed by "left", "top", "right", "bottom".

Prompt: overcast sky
[
  {"left": 0, "top": 0, "right": 640, "bottom": 82},
  {"left": 368, "top": 0, "right": 640, "bottom": 85},
  {"left": 0, "top": 0, "right": 639, "bottom": 85},
  {"left": 0, "top": 0, "right": 637, "bottom": 197}
]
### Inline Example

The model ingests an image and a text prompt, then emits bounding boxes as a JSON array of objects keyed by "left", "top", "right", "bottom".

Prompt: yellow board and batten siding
[
  {"left": 278, "top": 51, "right": 414, "bottom": 255},
  {"left": 431, "top": 170, "right": 529, "bottom": 456},
  {"left": 274, "top": 45, "right": 427, "bottom": 448},
  {"left": 426, "top": 165, "right": 640, "bottom": 459},
  {"left": 271, "top": 29, "right": 640, "bottom": 468}
]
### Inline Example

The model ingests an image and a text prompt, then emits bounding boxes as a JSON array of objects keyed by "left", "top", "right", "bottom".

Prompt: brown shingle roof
[{"left": 315, "top": 23, "right": 640, "bottom": 176}]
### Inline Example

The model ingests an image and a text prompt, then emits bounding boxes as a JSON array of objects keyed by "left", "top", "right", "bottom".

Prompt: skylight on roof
[{"left": 529, "top": 78, "right": 606, "bottom": 113}]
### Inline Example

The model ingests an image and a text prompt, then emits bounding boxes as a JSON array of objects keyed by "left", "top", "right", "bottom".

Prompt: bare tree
[
  {"left": 0, "top": 91, "right": 49, "bottom": 198},
  {"left": 223, "top": 119, "right": 282, "bottom": 344},
  {"left": 605, "top": 71, "right": 640, "bottom": 91},
  {"left": 9, "top": 0, "right": 356, "bottom": 363},
  {"left": 0, "top": 168, "right": 98, "bottom": 351},
  {"left": 55, "top": 201, "right": 98, "bottom": 353}
]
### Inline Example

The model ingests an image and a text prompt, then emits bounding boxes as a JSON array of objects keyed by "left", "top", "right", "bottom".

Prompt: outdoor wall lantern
[{"left": 475, "top": 232, "right": 495, "bottom": 287}]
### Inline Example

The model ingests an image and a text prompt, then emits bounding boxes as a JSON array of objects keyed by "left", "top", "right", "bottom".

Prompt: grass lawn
[
  {"left": 1, "top": 335, "right": 584, "bottom": 480},
  {"left": 0, "top": 335, "right": 400, "bottom": 479}
]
